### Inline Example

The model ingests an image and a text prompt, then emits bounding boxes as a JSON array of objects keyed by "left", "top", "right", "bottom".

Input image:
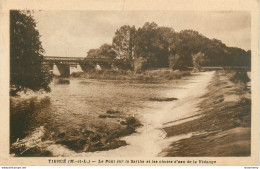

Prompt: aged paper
[{"left": 0, "top": 0, "right": 259, "bottom": 166}]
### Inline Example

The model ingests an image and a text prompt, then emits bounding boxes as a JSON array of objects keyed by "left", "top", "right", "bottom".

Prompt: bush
[
  {"left": 192, "top": 52, "right": 208, "bottom": 72},
  {"left": 229, "top": 71, "right": 250, "bottom": 84},
  {"left": 238, "top": 97, "right": 251, "bottom": 105}
]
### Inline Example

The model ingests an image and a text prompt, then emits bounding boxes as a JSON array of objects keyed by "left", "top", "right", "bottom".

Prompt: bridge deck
[{"left": 43, "top": 56, "right": 126, "bottom": 63}]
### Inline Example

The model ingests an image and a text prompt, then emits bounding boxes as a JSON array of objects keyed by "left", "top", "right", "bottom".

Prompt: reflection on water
[{"left": 54, "top": 78, "right": 70, "bottom": 85}]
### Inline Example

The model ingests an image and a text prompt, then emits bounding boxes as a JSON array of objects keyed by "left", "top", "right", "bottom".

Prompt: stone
[
  {"left": 20, "top": 147, "right": 53, "bottom": 157},
  {"left": 149, "top": 97, "right": 178, "bottom": 101},
  {"left": 107, "top": 140, "right": 127, "bottom": 149},
  {"left": 56, "top": 137, "right": 87, "bottom": 151},
  {"left": 83, "top": 130, "right": 94, "bottom": 136},
  {"left": 213, "top": 98, "right": 224, "bottom": 104},
  {"left": 89, "top": 133, "right": 101, "bottom": 142},
  {"left": 98, "top": 115, "right": 117, "bottom": 118},
  {"left": 118, "top": 126, "right": 136, "bottom": 137},
  {"left": 87, "top": 140, "right": 127, "bottom": 152},
  {"left": 132, "top": 122, "right": 143, "bottom": 128},
  {"left": 125, "top": 117, "right": 136, "bottom": 125},
  {"left": 92, "top": 141, "right": 104, "bottom": 148},
  {"left": 98, "top": 115, "right": 107, "bottom": 118},
  {"left": 57, "top": 132, "right": 66, "bottom": 138},
  {"left": 120, "top": 121, "right": 127, "bottom": 125},
  {"left": 106, "top": 110, "right": 120, "bottom": 114},
  {"left": 56, "top": 79, "right": 70, "bottom": 84}
]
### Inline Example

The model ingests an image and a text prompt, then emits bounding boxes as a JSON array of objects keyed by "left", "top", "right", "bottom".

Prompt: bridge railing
[
  {"left": 43, "top": 56, "right": 85, "bottom": 61},
  {"left": 43, "top": 56, "right": 129, "bottom": 63}
]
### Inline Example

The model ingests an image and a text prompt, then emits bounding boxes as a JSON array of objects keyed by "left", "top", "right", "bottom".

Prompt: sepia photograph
[{"left": 9, "top": 10, "right": 252, "bottom": 158}]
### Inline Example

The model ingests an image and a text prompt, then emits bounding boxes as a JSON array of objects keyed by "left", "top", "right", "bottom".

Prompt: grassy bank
[
  {"left": 163, "top": 70, "right": 251, "bottom": 156},
  {"left": 71, "top": 69, "right": 191, "bottom": 81}
]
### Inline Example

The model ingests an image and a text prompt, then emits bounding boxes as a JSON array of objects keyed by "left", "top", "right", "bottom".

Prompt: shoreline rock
[
  {"left": 54, "top": 115, "right": 142, "bottom": 153},
  {"left": 106, "top": 110, "right": 120, "bottom": 114},
  {"left": 98, "top": 115, "right": 118, "bottom": 118},
  {"left": 149, "top": 97, "right": 178, "bottom": 101}
]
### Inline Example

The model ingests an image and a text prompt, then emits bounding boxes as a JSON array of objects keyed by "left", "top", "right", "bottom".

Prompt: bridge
[{"left": 42, "top": 56, "right": 131, "bottom": 77}]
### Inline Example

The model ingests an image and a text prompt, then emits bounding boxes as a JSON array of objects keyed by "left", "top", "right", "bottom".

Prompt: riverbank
[
  {"left": 70, "top": 69, "right": 191, "bottom": 82},
  {"left": 10, "top": 97, "right": 145, "bottom": 156},
  {"left": 162, "top": 70, "right": 251, "bottom": 156}
]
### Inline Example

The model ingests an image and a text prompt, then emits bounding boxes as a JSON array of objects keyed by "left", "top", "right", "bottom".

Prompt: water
[{"left": 10, "top": 71, "right": 214, "bottom": 157}]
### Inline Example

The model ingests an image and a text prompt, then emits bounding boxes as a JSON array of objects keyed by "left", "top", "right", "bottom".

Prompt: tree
[
  {"left": 134, "top": 22, "right": 173, "bottom": 68},
  {"left": 86, "top": 44, "right": 117, "bottom": 59},
  {"left": 112, "top": 25, "right": 136, "bottom": 60},
  {"left": 10, "top": 10, "right": 52, "bottom": 95},
  {"left": 169, "top": 54, "right": 186, "bottom": 70},
  {"left": 246, "top": 50, "right": 251, "bottom": 68},
  {"left": 86, "top": 49, "right": 100, "bottom": 58},
  {"left": 225, "top": 47, "right": 249, "bottom": 67},
  {"left": 192, "top": 52, "right": 208, "bottom": 71},
  {"left": 134, "top": 22, "right": 158, "bottom": 68},
  {"left": 172, "top": 30, "right": 206, "bottom": 67},
  {"left": 99, "top": 44, "right": 117, "bottom": 59},
  {"left": 154, "top": 27, "right": 175, "bottom": 68},
  {"left": 91, "top": 23, "right": 251, "bottom": 70}
]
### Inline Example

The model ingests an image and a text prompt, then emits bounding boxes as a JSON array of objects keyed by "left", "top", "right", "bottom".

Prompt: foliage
[
  {"left": 86, "top": 44, "right": 117, "bottom": 59},
  {"left": 229, "top": 71, "right": 250, "bottom": 84},
  {"left": 10, "top": 10, "right": 53, "bottom": 94},
  {"left": 87, "top": 22, "right": 251, "bottom": 70},
  {"left": 99, "top": 44, "right": 117, "bottom": 59},
  {"left": 112, "top": 25, "right": 136, "bottom": 60},
  {"left": 134, "top": 22, "right": 173, "bottom": 69},
  {"left": 225, "top": 47, "right": 251, "bottom": 67},
  {"left": 225, "top": 70, "right": 250, "bottom": 99},
  {"left": 70, "top": 69, "right": 191, "bottom": 81},
  {"left": 192, "top": 52, "right": 208, "bottom": 71},
  {"left": 133, "top": 57, "right": 146, "bottom": 71},
  {"left": 234, "top": 82, "right": 248, "bottom": 96},
  {"left": 169, "top": 54, "right": 186, "bottom": 70},
  {"left": 87, "top": 49, "right": 100, "bottom": 58}
]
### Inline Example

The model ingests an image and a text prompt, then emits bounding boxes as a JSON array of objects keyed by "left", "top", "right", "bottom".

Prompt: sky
[{"left": 33, "top": 11, "right": 251, "bottom": 57}]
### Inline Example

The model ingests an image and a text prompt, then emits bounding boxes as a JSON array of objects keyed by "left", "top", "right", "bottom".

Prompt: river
[{"left": 10, "top": 71, "right": 214, "bottom": 157}]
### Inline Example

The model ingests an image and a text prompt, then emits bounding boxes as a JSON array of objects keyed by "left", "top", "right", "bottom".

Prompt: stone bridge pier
[
  {"left": 42, "top": 63, "right": 83, "bottom": 77},
  {"left": 55, "top": 64, "right": 70, "bottom": 77}
]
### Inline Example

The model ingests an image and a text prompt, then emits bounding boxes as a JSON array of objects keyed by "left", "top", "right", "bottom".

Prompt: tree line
[
  {"left": 10, "top": 11, "right": 251, "bottom": 94},
  {"left": 86, "top": 22, "right": 251, "bottom": 70}
]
